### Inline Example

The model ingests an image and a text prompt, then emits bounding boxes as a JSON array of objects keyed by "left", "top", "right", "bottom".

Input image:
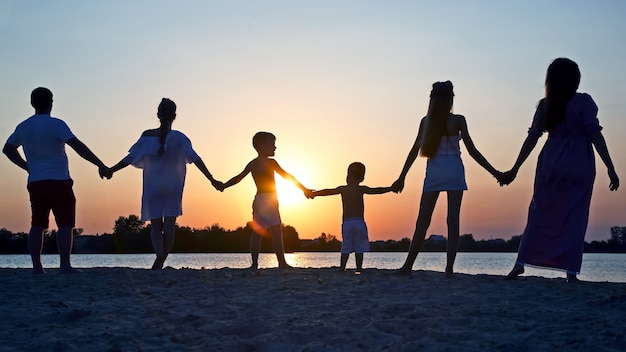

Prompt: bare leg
[
  {"left": 269, "top": 224, "right": 292, "bottom": 268},
  {"left": 504, "top": 263, "right": 525, "bottom": 280},
  {"left": 57, "top": 226, "right": 77, "bottom": 273},
  {"left": 150, "top": 218, "right": 165, "bottom": 270},
  {"left": 355, "top": 253, "right": 364, "bottom": 271},
  {"left": 250, "top": 231, "right": 261, "bottom": 270},
  {"left": 160, "top": 216, "right": 176, "bottom": 266},
  {"left": 28, "top": 226, "right": 46, "bottom": 274},
  {"left": 394, "top": 192, "right": 440, "bottom": 275},
  {"left": 566, "top": 272, "right": 580, "bottom": 283},
  {"left": 340, "top": 253, "right": 349, "bottom": 271},
  {"left": 445, "top": 191, "right": 463, "bottom": 277}
]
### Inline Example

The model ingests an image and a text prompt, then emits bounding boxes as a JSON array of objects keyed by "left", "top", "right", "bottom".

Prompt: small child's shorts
[
  {"left": 252, "top": 193, "right": 282, "bottom": 229},
  {"left": 341, "top": 217, "right": 369, "bottom": 254}
]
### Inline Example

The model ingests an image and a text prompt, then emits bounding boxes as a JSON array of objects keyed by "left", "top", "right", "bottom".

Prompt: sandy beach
[{"left": 1, "top": 267, "right": 625, "bottom": 351}]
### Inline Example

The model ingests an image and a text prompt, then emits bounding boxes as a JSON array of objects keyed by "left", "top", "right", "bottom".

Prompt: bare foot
[
  {"left": 445, "top": 267, "right": 454, "bottom": 278},
  {"left": 504, "top": 265, "right": 524, "bottom": 280},
  {"left": 278, "top": 263, "right": 293, "bottom": 269},
  {"left": 566, "top": 274, "right": 580, "bottom": 284},
  {"left": 60, "top": 267, "right": 81, "bottom": 274}
]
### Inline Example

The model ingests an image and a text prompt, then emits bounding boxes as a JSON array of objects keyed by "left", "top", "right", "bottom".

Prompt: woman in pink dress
[{"left": 500, "top": 58, "right": 620, "bottom": 283}]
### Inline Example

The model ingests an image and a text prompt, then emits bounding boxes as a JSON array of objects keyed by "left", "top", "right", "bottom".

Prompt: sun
[{"left": 275, "top": 176, "right": 307, "bottom": 206}]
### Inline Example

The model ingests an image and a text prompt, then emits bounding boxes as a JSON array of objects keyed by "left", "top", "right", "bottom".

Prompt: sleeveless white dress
[{"left": 422, "top": 135, "right": 468, "bottom": 192}]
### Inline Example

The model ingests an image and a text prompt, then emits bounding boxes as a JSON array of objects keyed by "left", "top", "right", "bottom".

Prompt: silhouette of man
[{"left": 3, "top": 87, "right": 108, "bottom": 274}]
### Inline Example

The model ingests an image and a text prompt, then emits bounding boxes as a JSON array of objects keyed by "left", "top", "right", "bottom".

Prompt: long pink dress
[{"left": 516, "top": 93, "right": 602, "bottom": 273}]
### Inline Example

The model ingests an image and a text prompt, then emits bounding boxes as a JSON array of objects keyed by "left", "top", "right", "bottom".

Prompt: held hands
[
  {"left": 495, "top": 170, "right": 517, "bottom": 187},
  {"left": 211, "top": 180, "right": 225, "bottom": 192},
  {"left": 492, "top": 170, "right": 504, "bottom": 185},
  {"left": 99, "top": 166, "right": 113, "bottom": 180},
  {"left": 391, "top": 178, "right": 405, "bottom": 193},
  {"left": 303, "top": 188, "right": 314, "bottom": 199}
]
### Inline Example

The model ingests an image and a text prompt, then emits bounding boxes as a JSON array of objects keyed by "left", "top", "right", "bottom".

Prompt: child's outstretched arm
[
  {"left": 458, "top": 116, "right": 499, "bottom": 177},
  {"left": 363, "top": 186, "right": 395, "bottom": 195},
  {"left": 222, "top": 163, "right": 252, "bottom": 190},
  {"left": 311, "top": 187, "right": 342, "bottom": 198},
  {"left": 194, "top": 158, "right": 224, "bottom": 191}
]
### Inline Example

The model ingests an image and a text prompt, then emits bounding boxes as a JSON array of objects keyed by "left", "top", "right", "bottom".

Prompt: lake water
[{"left": 1, "top": 252, "right": 625, "bottom": 283}]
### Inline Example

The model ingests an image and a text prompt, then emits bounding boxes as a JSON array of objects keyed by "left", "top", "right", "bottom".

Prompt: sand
[{"left": 0, "top": 267, "right": 625, "bottom": 351}]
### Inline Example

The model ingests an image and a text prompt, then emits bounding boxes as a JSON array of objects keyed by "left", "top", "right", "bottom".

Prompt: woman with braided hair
[{"left": 106, "top": 98, "right": 223, "bottom": 269}]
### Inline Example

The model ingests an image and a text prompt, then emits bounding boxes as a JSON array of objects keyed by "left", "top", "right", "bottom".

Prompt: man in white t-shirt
[{"left": 3, "top": 87, "right": 109, "bottom": 274}]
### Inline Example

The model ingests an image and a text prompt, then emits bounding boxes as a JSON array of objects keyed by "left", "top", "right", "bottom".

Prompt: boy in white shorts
[
  {"left": 221, "top": 131, "right": 312, "bottom": 269},
  {"left": 311, "top": 162, "right": 394, "bottom": 272}
]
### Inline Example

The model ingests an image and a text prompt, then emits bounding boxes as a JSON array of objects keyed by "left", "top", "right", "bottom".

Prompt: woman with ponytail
[
  {"left": 106, "top": 98, "right": 223, "bottom": 269},
  {"left": 499, "top": 58, "right": 620, "bottom": 282},
  {"left": 392, "top": 81, "right": 499, "bottom": 277}
]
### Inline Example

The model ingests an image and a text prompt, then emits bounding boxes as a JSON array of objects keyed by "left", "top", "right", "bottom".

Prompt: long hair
[
  {"left": 420, "top": 81, "right": 454, "bottom": 158},
  {"left": 541, "top": 58, "right": 580, "bottom": 131},
  {"left": 157, "top": 98, "right": 176, "bottom": 156}
]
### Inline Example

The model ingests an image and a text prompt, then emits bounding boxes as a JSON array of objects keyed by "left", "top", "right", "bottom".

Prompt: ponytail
[{"left": 157, "top": 98, "right": 176, "bottom": 156}]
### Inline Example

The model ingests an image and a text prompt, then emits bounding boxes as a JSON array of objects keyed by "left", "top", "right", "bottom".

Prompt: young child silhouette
[
  {"left": 220, "top": 132, "right": 312, "bottom": 269},
  {"left": 310, "top": 162, "right": 394, "bottom": 272}
]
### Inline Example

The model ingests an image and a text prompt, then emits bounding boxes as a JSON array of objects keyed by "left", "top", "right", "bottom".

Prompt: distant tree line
[{"left": 1, "top": 216, "right": 625, "bottom": 254}]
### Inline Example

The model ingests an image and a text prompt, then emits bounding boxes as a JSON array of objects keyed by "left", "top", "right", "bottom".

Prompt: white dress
[
  {"left": 422, "top": 135, "right": 468, "bottom": 192},
  {"left": 123, "top": 130, "right": 200, "bottom": 221}
]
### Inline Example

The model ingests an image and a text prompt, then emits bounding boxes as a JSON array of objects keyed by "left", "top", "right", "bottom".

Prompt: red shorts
[{"left": 27, "top": 179, "right": 76, "bottom": 228}]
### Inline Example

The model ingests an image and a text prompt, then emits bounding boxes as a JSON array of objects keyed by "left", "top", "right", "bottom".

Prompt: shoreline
[
  {"left": 1, "top": 267, "right": 625, "bottom": 351},
  {"left": 3, "top": 252, "right": 626, "bottom": 284}
]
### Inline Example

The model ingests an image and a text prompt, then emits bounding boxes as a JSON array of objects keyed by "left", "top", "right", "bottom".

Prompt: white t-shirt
[{"left": 6, "top": 114, "right": 75, "bottom": 183}]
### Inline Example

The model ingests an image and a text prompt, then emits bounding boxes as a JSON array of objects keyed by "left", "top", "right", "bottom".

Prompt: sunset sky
[{"left": 1, "top": 1, "right": 625, "bottom": 242}]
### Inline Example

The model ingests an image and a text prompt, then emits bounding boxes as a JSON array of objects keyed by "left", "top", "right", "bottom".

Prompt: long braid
[{"left": 157, "top": 98, "right": 176, "bottom": 156}]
